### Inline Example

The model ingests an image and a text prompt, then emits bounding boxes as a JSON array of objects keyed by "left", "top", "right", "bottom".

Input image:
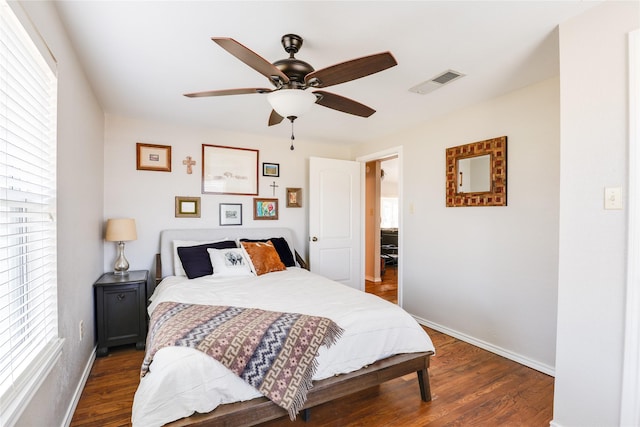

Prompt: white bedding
[{"left": 132, "top": 267, "right": 434, "bottom": 427}]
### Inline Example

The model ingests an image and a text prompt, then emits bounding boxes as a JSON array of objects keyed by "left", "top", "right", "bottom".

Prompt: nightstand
[{"left": 94, "top": 270, "right": 149, "bottom": 357}]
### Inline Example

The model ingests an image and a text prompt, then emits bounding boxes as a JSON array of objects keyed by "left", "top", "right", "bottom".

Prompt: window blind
[{"left": 0, "top": 1, "right": 60, "bottom": 424}]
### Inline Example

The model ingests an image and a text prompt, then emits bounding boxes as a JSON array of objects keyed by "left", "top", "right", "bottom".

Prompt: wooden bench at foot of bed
[{"left": 167, "top": 351, "right": 434, "bottom": 426}]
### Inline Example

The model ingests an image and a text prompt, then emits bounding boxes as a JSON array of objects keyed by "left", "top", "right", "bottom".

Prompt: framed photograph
[
  {"left": 262, "top": 162, "right": 279, "bottom": 177},
  {"left": 175, "top": 196, "right": 200, "bottom": 218},
  {"left": 286, "top": 187, "right": 302, "bottom": 208},
  {"left": 202, "top": 144, "right": 259, "bottom": 195},
  {"left": 137, "top": 143, "right": 171, "bottom": 172},
  {"left": 219, "top": 203, "right": 243, "bottom": 226},
  {"left": 253, "top": 198, "right": 278, "bottom": 220}
]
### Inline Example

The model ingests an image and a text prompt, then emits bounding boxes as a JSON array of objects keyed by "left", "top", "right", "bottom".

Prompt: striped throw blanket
[{"left": 141, "top": 302, "right": 344, "bottom": 419}]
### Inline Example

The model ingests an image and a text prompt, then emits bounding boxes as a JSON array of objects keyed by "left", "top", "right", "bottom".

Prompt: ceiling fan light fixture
[{"left": 267, "top": 89, "right": 316, "bottom": 118}]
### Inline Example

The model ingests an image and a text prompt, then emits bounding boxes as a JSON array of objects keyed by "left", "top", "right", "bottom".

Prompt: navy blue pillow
[
  {"left": 240, "top": 237, "right": 295, "bottom": 267},
  {"left": 177, "top": 240, "right": 237, "bottom": 279}
]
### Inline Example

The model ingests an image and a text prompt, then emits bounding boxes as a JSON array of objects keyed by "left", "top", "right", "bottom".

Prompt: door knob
[{"left": 311, "top": 236, "right": 318, "bottom": 242}]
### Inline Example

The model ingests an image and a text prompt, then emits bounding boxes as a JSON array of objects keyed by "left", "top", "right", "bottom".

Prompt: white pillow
[
  {"left": 172, "top": 239, "right": 233, "bottom": 276},
  {"left": 207, "top": 248, "right": 254, "bottom": 277}
]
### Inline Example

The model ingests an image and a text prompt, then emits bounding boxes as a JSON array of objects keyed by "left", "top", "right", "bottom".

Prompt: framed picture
[
  {"left": 253, "top": 198, "right": 278, "bottom": 220},
  {"left": 137, "top": 143, "right": 171, "bottom": 172},
  {"left": 175, "top": 196, "right": 200, "bottom": 218},
  {"left": 219, "top": 203, "right": 243, "bottom": 226},
  {"left": 286, "top": 187, "right": 302, "bottom": 208},
  {"left": 202, "top": 144, "right": 259, "bottom": 195},
  {"left": 262, "top": 162, "right": 279, "bottom": 177}
]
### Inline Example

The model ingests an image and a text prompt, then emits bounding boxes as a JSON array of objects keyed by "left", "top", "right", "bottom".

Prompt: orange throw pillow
[{"left": 241, "top": 241, "right": 286, "bottom": 276}]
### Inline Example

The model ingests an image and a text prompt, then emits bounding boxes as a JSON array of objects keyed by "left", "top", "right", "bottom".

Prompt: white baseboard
[
  {"left": 413, "top": 315, "right": 556, "bottom": 377},
  {"left": 61, "top": 346, "right": 96, "bottom": 427}
]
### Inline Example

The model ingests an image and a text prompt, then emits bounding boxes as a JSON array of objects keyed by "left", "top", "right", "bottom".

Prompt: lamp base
[{"left": 113, "top": 241, "right": 130, "bottom": 276}]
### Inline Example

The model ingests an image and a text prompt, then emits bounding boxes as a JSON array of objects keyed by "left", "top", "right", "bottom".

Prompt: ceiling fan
[{"left": 184, "top": 34, "right": 397, "bottom": 148}]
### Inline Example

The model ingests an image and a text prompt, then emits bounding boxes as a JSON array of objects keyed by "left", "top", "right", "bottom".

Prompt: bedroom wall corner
[{"left": 11, "top": 1, "right": 106, "bottom": 426}]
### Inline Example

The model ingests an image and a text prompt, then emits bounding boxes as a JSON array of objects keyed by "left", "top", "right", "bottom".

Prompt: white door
[{"left": 309, "top": 157, "right": 363, "bottom": 290}]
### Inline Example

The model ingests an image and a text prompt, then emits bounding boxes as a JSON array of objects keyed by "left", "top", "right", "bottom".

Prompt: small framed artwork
[
  {"left": 137, "top": 143, "right": 171, "bottom": 172},
  {"left": 202, "top": 144, "right": 259, "bottom": 195},
  {"left": 286, "top": 187, "right": 302, "bottom": 208},
  {"left": 219, "top": 203, "right": 243, "bottom": 226},
  {"left": 262, "top": 162, "right": 279, "bottom": 177},
  {"left": 175, "top": 196, "right": 200, "bottom": 218},
  {"left": 253, "top": 198, "right": 278, "bottom": 220}
]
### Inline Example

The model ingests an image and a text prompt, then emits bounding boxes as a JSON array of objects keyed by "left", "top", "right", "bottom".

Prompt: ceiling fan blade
[
  {"left": 305, "top": 52, "right": 397, "bottom": 88},
  {"left": 184, "top": 88, "right": 273, "bottom": 98},
  {"left": 268, "top": 110, "right": 284, "bottom": 126},
  {"left": 313, "top": 91, "right": 376, "bottom": 117},
  {"left": 212, "top": 37, "right": 290, "bottom": 85}
]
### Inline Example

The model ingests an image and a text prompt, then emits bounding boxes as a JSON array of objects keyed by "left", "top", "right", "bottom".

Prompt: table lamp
[{"left": 105, "top": 218, "right": 137, "bottom": 275}]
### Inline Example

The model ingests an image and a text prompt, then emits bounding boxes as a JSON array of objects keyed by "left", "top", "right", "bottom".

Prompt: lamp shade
[
  {"left": 267, "top": 89, "right": 316, "bottom": 118},
  {"left": 105, "top": 218, "right": 137, "bottom": 242}
]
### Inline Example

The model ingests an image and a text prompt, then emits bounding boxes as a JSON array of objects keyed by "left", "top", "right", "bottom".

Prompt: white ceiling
[{"left": 53, "top": 1, "right": 600, "bottom": 145}]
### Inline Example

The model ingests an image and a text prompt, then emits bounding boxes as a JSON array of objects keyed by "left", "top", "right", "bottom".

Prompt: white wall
[
  {"left": 353, "top": 77, "right": 561, "bottom": 373},
  {"left": 553, "top": 2, "right": 639, "bottom": 426},
  {"left": 103, "top": 114, "right": 352, "bottom": 276},
  {"left": 12, "top": 1, "right": 105, "bottom": 426}
]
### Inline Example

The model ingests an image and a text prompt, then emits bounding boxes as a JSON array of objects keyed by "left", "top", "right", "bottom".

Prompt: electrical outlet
[{"left": 79, "top": 320, "right": 84, "bottom": 341}]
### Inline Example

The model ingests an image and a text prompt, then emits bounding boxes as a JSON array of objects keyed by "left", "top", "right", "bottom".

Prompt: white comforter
[{"left": 132, "top": 267, "right": 434, "bottom": 427}]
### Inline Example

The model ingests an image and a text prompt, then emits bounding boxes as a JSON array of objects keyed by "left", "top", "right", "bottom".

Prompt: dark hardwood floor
[
  {"left": 365, "top": 265, "right": 398, "bottom": 304},
  {"left": 71, "top": 270, "right": 554, "bottom": 426}
]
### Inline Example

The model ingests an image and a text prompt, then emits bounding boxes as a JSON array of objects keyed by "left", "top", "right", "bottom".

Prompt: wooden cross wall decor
[
  {"left": 183, "top": 156, "right": 196, "bottom": 174},
  {"left": 270, "top": 181, "right": 279, "bottom": 196}
]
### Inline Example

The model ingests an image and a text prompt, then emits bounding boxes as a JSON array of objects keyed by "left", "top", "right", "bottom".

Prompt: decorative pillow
[
  {"left": 240, "top": 241, "right": 286, "bottom": 276},
  {"left": 177, "top": 240, "right": 238, "bottom": 279},
  {"left": 239, "top": 237, "right": 295, "bottom": 267},
  {"left": 172, "top": 239, "right": 232, "bottom": 276},
  {"left": 207, "top": 248, "right": 254, "bottom": 277}
]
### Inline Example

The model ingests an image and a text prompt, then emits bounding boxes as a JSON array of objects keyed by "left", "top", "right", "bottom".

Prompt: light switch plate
[{"left": 604, "top": 187, "right": 623, "bottom": 210}]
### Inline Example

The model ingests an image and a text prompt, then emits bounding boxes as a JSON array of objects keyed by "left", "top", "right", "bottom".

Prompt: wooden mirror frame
[{"left": 446, "top": 136, "right": 507, "bottom": 207}]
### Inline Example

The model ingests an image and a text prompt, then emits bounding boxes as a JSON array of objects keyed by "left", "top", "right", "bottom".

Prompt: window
[
  {"left": 0, "top": 1, "right": 61, "bottom": 424},
  {"left": 380, "top": 197, "right": 399, "bottom": 229}
]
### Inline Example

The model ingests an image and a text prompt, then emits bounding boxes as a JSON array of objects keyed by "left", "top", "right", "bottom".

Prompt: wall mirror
[{"left": 446, "top": 136, "right": 507, "bottom": 207}]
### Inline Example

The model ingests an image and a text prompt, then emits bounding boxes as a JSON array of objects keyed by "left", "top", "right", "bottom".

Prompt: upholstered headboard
[{"left": 158, "top": 227, "right": 299, "bottom": 280}]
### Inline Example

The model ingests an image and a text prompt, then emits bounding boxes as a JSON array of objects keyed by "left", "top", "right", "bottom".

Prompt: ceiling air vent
[{"left": 409, "top": 69, "right": 465, "bottom": 95}]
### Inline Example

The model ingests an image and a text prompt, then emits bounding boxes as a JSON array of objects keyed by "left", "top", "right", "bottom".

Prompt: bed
[{"left": 132, "top": 228, "right": 435, "bottom": 426}]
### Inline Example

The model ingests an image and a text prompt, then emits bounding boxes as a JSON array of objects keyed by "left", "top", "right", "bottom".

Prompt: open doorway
[{"left": 363, "top": 155, "right": 399, "bottom": 304}]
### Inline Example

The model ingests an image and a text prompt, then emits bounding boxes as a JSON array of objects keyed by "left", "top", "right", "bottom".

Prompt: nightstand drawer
[{"left": 102, "top": 285, "right": 143, "bottom": 342}]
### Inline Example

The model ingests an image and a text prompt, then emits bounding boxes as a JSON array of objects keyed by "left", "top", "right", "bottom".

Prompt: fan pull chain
[{"left": 289, "top": 117, "right": 296, "bottom": 150}]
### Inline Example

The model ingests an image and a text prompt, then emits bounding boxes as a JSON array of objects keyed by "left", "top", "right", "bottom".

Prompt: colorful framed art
[
  {"left": 286, "top": 187, "right": 302, "bottom": 207},
  {"left": 262, "top": 162, "right": 279, "bottom": 177},
  {"left": 253, "top": 198, "right": 278, "bottom": 220}
]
